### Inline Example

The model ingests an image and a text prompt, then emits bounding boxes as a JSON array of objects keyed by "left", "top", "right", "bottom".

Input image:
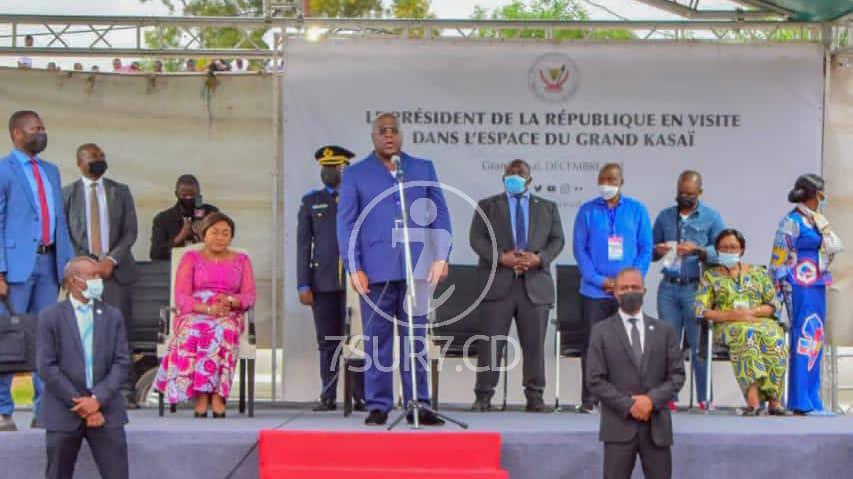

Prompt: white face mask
[{"left": 599, "top": 184, "right": 620, "bottom": 201}]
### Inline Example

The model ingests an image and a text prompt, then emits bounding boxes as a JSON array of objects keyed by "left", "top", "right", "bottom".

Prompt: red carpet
[{"left": 259, "top": 430, "right": 509, "bottom": 479}]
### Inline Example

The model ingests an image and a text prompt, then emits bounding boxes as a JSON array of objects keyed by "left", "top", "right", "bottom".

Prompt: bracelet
[{"left": 206, "top": 305, "right": 212, "bottom": 314}]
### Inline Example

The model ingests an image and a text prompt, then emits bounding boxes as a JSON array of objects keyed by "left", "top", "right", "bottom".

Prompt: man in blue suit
[
  {"left": 0, "top": 110, "right": 73, "bottom": 431},
  {"left": 337, "top": 112, "right": 452, "bottom": 426}
]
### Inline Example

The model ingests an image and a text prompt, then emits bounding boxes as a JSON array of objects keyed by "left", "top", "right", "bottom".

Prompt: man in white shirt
[{"left": 62, "top": 143, "right": 139, "bottom": 408}]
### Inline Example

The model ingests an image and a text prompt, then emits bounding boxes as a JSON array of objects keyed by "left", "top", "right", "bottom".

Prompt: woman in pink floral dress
[{"left": 155, "top": 212, "right": 256, "bottom": 417}]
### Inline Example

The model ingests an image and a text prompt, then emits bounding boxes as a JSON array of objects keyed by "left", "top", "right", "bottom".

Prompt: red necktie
[{"left": 29, "top": 159, "right": 50, "bottom": 245}]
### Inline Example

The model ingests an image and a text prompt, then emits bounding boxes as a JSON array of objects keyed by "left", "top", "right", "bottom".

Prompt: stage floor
[{"left": 2, "top": 406, "right": 852, "bottom": 478}]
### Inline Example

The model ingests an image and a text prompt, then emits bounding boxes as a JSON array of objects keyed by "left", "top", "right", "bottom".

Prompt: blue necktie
[{"left": 515, "top": 195, "right": 527, "bottom": 250}]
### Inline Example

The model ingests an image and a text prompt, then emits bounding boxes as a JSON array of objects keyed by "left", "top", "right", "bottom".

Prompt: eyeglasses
[{"left": 373, "top": 126, "right": 400, "bottom": 136}]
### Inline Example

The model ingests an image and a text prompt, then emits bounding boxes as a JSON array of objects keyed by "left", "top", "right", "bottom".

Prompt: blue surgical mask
[
  {"left": 504, "top": 175, "right": 527, "bottom": 196},
  {"left": 718, "top": 252, "right": 741, "bottom": 269},
  {"left": 81, "top": 278, "right": 104, "bottom": 301}
]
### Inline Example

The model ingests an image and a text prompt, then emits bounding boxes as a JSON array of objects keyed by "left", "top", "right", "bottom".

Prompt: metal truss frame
[{"left": 0, "top": 14, "right": 849, "bottom": 61}]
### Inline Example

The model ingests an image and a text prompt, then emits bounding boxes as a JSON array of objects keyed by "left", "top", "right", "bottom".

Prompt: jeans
[{"left": 657, "top": 280, "right": 707, "bottom": 403}]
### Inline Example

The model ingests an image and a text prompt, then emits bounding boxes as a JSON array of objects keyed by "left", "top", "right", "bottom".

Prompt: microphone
[{"left": 391, "top": 154, "right": 403, "bottom": 181}]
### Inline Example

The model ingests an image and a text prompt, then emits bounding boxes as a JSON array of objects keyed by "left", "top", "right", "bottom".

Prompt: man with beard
[
  {"left": 297, "top": 145, "right": 364, "bottom": 412},
  {"left": 0, "top": 110, "right": 73, "bottom": 431},
  {"left": 149, "top": 174, "right": 218, "bottom": 261},
  {"left": 63, "top": 143, "right": 141, "bottom": 409}
]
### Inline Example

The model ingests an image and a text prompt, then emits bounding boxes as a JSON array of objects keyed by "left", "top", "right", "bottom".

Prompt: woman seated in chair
[
  {"left": 694, "top": 228, "right": 788, "bottom": 416},
  {"left": 155, "top": 212, "right": 256, "bottom": 417}
]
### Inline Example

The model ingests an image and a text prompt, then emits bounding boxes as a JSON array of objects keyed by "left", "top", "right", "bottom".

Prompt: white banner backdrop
[{"left": 281, "top": 39, "right": 823, "bottom": 403}]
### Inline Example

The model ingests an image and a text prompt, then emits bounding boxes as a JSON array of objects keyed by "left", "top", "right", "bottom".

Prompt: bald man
[
  {"left": 37, "top": 257, "right": 130, "bottom": 479},
  {"left": 63, "top": 143, "right": 139, "bottom": 408}
]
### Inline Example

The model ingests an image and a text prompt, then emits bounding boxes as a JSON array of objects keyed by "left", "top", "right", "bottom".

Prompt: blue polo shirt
[
  {"left": 573, "top": 194, "right": 653, "bottom": 298},
  {"left": 652, "top": 202, "right": 725, "bottom": 282}
]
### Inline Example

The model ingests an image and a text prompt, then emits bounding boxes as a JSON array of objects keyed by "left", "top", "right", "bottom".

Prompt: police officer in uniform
[{"left": 298, "top": 146, "right": 365, "bottom": 412}]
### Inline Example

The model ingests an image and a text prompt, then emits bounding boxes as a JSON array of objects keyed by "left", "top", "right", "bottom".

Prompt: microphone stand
[{"left": 386, "top": 156, "right": 468, "bottom": 431}]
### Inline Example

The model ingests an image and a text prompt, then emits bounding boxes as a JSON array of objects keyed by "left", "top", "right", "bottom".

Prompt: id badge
[{"left": 608, "top": 235, "right": 624, "bottom": 261}]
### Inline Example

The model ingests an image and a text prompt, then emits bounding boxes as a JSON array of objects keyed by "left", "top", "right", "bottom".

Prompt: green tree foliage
[
  {"left": 310, "top": 0, "right": 383, "bottom": 18},
  {"left": 471, "top": 0, "right": 634, "bottom": 40}
]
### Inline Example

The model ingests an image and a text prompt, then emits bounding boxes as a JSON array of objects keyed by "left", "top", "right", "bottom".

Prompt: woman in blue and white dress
[{"left": 770, "top": 174, "right": 843, "bottom": 415}]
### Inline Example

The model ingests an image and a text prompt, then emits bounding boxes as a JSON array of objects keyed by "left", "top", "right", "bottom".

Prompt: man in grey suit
[
  {"left": 586, "top": 268, "right": 685, "bottom": 479},
  {"left": 63, "top": 143, "right": 139, "bottom": 408},
  {"left": 470, "top": 159, "right": 565, "bottom": 412},
  {"left": 37, "top": 257, "right": 130, "bottom": 479}
]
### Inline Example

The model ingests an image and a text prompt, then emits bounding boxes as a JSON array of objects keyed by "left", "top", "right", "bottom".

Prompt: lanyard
[{"left": 607, "top": 205, "right": 617, "bottom": 236}]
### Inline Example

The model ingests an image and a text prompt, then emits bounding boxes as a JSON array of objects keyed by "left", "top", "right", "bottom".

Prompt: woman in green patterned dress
[{"left": 695, "top": 229, "right": 788, "bottom": 415}]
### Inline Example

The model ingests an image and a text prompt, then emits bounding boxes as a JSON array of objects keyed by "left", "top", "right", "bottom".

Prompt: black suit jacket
[
  {"left": 36, "top": 300, "right": 130, "bottom": 432},
  {"left": 297, "top": 188, "right": 343, "bottom": 293},
  {"left": 585, "top": 313, "right": 684, "bottom": 447},
  {"left": 62, "top": 177, "right": 139, "bottom": 285},
  {"left": 469, "top": 193, "right": 565, "bottom": 305}
]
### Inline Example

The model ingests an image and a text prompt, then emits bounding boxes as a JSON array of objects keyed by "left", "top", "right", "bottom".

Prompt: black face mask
[
  {"left": 24, "top": 132, "right": 48, "bottom": 155},
  {"left": 179, "top": 197, "right": 197, "bottom": 214},
  {"left": 617, "top": 291, "right": 644, "bottom": 315},
  {"left": 676, "top": 195, "right": 697, "bottom": 210},
  {"left": 88, "top": 159, "right": 108, "bottom": 178},
  {"left": 321, "top": 167, "right": 341, "bottom": 189}
]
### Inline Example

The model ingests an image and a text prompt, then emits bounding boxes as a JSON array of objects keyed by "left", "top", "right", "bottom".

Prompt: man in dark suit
[
  {"left": 297, "top": 145, "right": 364, "bottom": 412},
  {"left": 469, "top": 159, "right": 565, "bottom": 412},
  {"left": 63, "top": 143, "right": 139, "bottom": 408},
  {"left": 586, "top": 267, "right": 685, "bottom": 479},
  {"left": 37, "top": 256, "right": 130, "bottom": 479},
  {"left": 0, "top": 110, "right": 73, "bottom": 432},
  {"left": 149, "top": 174, "right": 218, "bottom": 260}
]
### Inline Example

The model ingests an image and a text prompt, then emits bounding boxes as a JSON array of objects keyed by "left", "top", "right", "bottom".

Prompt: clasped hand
[
  {"left": 499, "top": 250, "right": 542, "bottom": 274},
  {"left": 70, "top": 396, "right": 104, "bottom": 428},
  {"left": 630, "top": 395, "right": 653, "bottom": 422}
]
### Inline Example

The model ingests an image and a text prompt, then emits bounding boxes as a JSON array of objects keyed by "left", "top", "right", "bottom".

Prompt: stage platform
[{"left": 2, "top": 405, "right": 852, "bottom": 478}]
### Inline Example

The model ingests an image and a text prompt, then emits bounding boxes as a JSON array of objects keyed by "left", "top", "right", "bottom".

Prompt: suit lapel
[
  {"left": 61, "top": 301, "right": 86, "bottom": 363},
  {"left": 8, "top": 157, "right": 37, "bottom": 212},
  {"left": 105, "top": 179, "right": 119, "bottom": 247},
  {"left": 613, "top": 317, "right": 642, "bottom": 372},
  {"left": 72, "top": 180, "right": 88, "bottom": 249},
  {"left": 528, "top": 196, "right": 546, "bottom": 248},
  {"left": 640, "top": 314, "right": 655, "bottom": 374},
  {"left": 495, "top": 194, "right": 515, "bottom": 249}
]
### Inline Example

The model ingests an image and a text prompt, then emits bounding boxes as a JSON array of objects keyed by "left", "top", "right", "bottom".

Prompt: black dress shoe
[
  {"left": 312, "top": 400, "right": 337, "bottom": 412},
  {"left": 212, "top": 411, "right": 226, "bottom": 418},
  {"left": 365, "top": 410, "right": 388, "bottom": 426},
  {"left": 353, "top": 400, "right": 367, "bottom": 412},
  {"left": 194, "top": 411, "right": 208, "bottom": 418},
  {"left": 471, "top": 397, "right": 492, "bottom": 412},
  {"left": 407, "top": 409, "right": 445, "bottom": 426},
  {"left": 525, "top": 397, "right": 547, "bottom": 413}
]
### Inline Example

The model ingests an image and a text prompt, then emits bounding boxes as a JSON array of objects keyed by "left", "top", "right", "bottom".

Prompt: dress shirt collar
[
  {"left": 69, "top": 295, "right": 93, "bottom": 314},
  {"left": 506, "top": 190, "right": 531, "bottom": 202},
  {"left": 618, "top": 308, "right": 643, "bottom": 327},
  {"left": 11, "top": 148, "right": 41, "bottom": 164},
  {"left": 81, "top": 176, "right": 105, "bottom": 189}
]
